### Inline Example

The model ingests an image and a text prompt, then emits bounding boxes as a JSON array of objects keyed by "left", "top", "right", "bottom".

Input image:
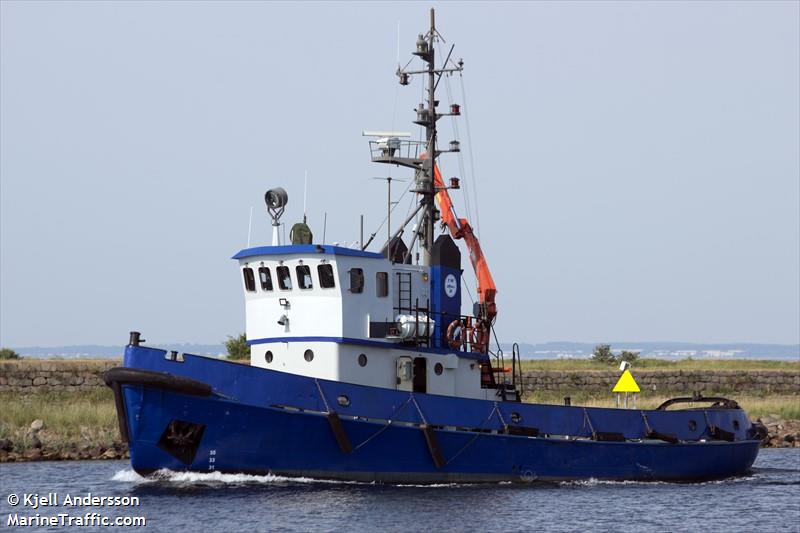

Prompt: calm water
[{"left": 1, "top": 449, "right": 798, "bottom": 532}]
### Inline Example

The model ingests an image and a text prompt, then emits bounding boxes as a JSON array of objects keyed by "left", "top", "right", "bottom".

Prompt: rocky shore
[
  {"left": 0, "top": 419, "right": 128, "bottom": 463},
  {"left": 757, "top": 415, "right": 800, "bottom": 448}
]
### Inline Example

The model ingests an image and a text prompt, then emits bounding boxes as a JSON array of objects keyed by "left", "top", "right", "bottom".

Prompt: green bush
[
  {"left": 0, "top": 348, "right": 20, "bottom": 360},
  {"left": 618, "top": 350, "right": 640, "bottom": 364},
  {"left": 590, "top": 345, "right": 640, "bottom": 366},
  {"left": 225, "top": 334, "right": 249, "bottom": 360},
  {"left": 590, "top": 344, "right": 615, "bottom": 364}
]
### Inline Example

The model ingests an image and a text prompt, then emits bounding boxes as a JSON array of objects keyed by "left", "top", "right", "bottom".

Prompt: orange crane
[{"left": 433, "top": 164, "right": 497, "bottom": 324}]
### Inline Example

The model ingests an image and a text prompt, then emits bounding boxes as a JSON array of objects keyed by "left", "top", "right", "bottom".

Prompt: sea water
[{"left": 1, "top": 449, "right": 798, "bottom": 532}]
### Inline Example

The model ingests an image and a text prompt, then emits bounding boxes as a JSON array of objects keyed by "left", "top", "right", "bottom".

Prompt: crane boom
[{"left": 433, "top": 164, "right": 497, "bottom": 322}]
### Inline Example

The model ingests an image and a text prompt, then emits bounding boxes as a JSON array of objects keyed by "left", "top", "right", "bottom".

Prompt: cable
[
  {"left": 459, "top": 73, "right": 481, "bottom": 237},
  {"left": 363, "top": 179, "right": 414, "bottom": 250},
  {"left": 443, "top": 73, "right": 475, "bottom": 228}
]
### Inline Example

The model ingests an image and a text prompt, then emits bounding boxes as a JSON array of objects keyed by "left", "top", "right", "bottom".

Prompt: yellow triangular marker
[{"left": 612, "top": 369, "right": 640, "bottom": 393}]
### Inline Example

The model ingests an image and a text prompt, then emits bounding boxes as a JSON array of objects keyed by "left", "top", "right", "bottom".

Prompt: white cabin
[{"left": 233, "top": 244, "right": 494, "bottom": 400}]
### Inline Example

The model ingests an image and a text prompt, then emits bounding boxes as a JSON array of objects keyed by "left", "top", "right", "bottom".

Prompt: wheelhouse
[{"left": 232, "top": 243, "right": 503, "bottom": 400}]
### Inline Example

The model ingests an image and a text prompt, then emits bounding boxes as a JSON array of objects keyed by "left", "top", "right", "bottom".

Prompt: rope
[
  {"left": 583, "top": 408, "right": 596, "bottom": 437},
  {"left": 490, "top": 325, "right": 502, "bottom": 359},
  {"left": 444, "top": 404, "right": 500, "bottom": 466},
  {"left": 364, "top": 179, "right": 414, "bottom": 250},
  {"left": 703, "top": 410, "right": 713, "bottom": 433},
  {"left": 443, "top": 74, "right": 475, "bottom": 227},
  {"left": 461, "top": 276, "right": 476, "bottom": 306},
  {"left": 410, "top": 393, "right": 428, "bottom": 425},
  {"left": 459, "top": 73, "right": 481, "bottom": 236},
  {"left": 353, "top": 420, "right": 394, "bottom": 452},
  {"left": 640, "top": 411, "right": 653, "bottom": 434},
  {"left": 494, "top": 402, "right": 508, "bottom": 427},
  {"left": 352, "top": 396, "right": 414, "bottom": 452},
  {"left": 314, "top": 379, "right": 331, "bottom": 413}
]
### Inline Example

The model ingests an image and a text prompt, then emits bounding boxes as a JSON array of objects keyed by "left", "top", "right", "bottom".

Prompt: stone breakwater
[
  {"left": 521, "top": 370, "right": 799, "bottom": 395},
  {"left": 0, "top": 359, "right": 120, "bottom": 393},
  {"left": 2, "top": 360, "right": 799, "bottom": 395}
]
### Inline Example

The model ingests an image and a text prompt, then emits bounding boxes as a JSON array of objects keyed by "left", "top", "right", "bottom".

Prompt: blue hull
[{"left": 115, "top": 346, "right": 761, "bottom": 483}]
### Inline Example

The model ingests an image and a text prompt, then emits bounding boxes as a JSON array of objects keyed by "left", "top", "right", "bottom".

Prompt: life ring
[
  {"left": 470, "top": 321, "right": 489, "bottom": 353},
  {"left": 446, "top": 319, "right": 465, "bottom": 350}
]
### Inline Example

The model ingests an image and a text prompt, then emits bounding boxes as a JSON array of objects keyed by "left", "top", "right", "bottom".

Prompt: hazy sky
[{"left": 1, "top": 1, "right": 798, "bottom": 347}]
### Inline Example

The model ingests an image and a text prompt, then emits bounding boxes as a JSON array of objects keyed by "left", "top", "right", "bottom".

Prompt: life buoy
[
  {"left": 446, "top": 319, "right": 465, "bottom": 350},
  {"left": 470, "top": 321, "right": 489, "bottom": 353}
]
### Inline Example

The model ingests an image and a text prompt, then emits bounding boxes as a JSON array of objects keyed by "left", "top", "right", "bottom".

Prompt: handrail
[{"left": 656, "top": 395, "right": 740, "bottom": 411}]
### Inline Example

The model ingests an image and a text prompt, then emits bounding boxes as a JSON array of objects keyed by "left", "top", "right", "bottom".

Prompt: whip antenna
[
  {"left": 247, "top": 206, "right": 253, "bottom": 247},
  {"left": 396, "top": 21, "right": 401, "bottom": 66},
  {"left": 303, "top": 170, "right": 308, "bottom": 223}
]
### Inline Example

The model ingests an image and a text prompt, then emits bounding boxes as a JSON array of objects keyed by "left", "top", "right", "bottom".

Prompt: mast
[
  {"left": 420, "top": 7, "right": 437, "bottom": 266},
  {"left": 366, "top": 8, "right": 463, "bottom": 264}
]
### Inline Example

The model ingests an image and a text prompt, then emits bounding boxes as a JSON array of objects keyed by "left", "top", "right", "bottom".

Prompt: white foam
[
  {"left": 112, "top": 468, "right": 759, "bottom": 488},
  {"left": 558, "top": 475, "right": 758, "bottom": 487},
  {"left": 395, "top": 483, "right": 471, "bottom": 488},
  {"left": 559, "top": 478, "right": 668, "bottom": 486},
  {"left": 111, "top": 468, "right": 367, "bottom": 486},
  {"left": 111, "top": 469, "right": 152, "bottom": 483}
]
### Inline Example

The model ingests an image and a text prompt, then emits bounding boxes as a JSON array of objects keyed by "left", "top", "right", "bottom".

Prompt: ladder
[{"left": 396, "top": 272, "right": 412, "bottom": 314}]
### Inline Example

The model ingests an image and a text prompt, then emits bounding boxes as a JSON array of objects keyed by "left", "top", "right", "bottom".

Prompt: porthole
[
  {"left": 688, "top": 419, "right": 697, "bottom": 431},
  {"left": 358, "top": 353, "right": 368, "bottom": 367},
  {"left": 337, "top": 395, "right": 350, "bottom": 407},
  {"left": 434, "top": 362, "right": 443, "bottom": 375},
  {"left": 304, "top": 349, "right": 314, "bottom": 362},
  {"left": 511, "top": 412, "right": 521, "bottom": 424},
  {"left": 733, "top": 420, "right": 740, "bottom": 431},
  {"left": 265, "top": 350, "right": 273, "bottom": 364}
]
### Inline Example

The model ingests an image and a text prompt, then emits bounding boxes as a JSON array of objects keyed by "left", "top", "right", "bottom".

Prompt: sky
[{"left": 1, "top": 1, "right": 798, "bottom": 347}]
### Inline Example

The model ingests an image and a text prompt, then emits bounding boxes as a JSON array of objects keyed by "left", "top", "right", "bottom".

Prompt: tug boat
[{"left": 106, "top": 10, "right": 764, "bottom": 483}]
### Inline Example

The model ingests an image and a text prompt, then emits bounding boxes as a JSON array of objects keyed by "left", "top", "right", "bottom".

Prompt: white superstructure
[{"left": 235, "top": 244, "right": 493, "bottom": 400}]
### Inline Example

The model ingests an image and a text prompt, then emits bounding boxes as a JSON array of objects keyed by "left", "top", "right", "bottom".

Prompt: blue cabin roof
[{"left": 232, "top": 244, "right": 386, "bottom": 261}]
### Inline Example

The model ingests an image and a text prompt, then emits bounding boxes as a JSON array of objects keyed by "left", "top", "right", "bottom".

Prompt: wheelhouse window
[
  {"left": 318, "top": 264, "right": 335, "bottom": 288},
  {"left": 296, "top": 265, "right": 313, "bottom": 289},
  {"left": 276, "top": 266, "right": 292, "bottom": 290},
  {"left": 242, "top": 267, "right": 256, "bottom": 292},
  {"left": 376, "top": 272, "right": 388, "bottom": 297},
  {"left": 258, "top": 267, "right": 273, "bottom": 291},
  {"left": 349, "top": 268, "right": 364, "bottom": 293}
]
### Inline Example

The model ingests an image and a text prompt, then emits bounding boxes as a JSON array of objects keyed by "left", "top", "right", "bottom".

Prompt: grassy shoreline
[{"left": 0, "top": 389, "right": 123, "bottom": 462}]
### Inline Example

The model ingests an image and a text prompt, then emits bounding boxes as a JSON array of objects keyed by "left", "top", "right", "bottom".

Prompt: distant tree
[
  {"left": 617, "top": 350, "right": 640, "bottom": 365},
  {"left": 0, "top": 348, "right": 20, "bottom": 360},
  {"left": 225, "top": 334, "right": 249, "bottom": 360},
  {"left": 591, "top": 344, "right": 616, "bottom": 364}
]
